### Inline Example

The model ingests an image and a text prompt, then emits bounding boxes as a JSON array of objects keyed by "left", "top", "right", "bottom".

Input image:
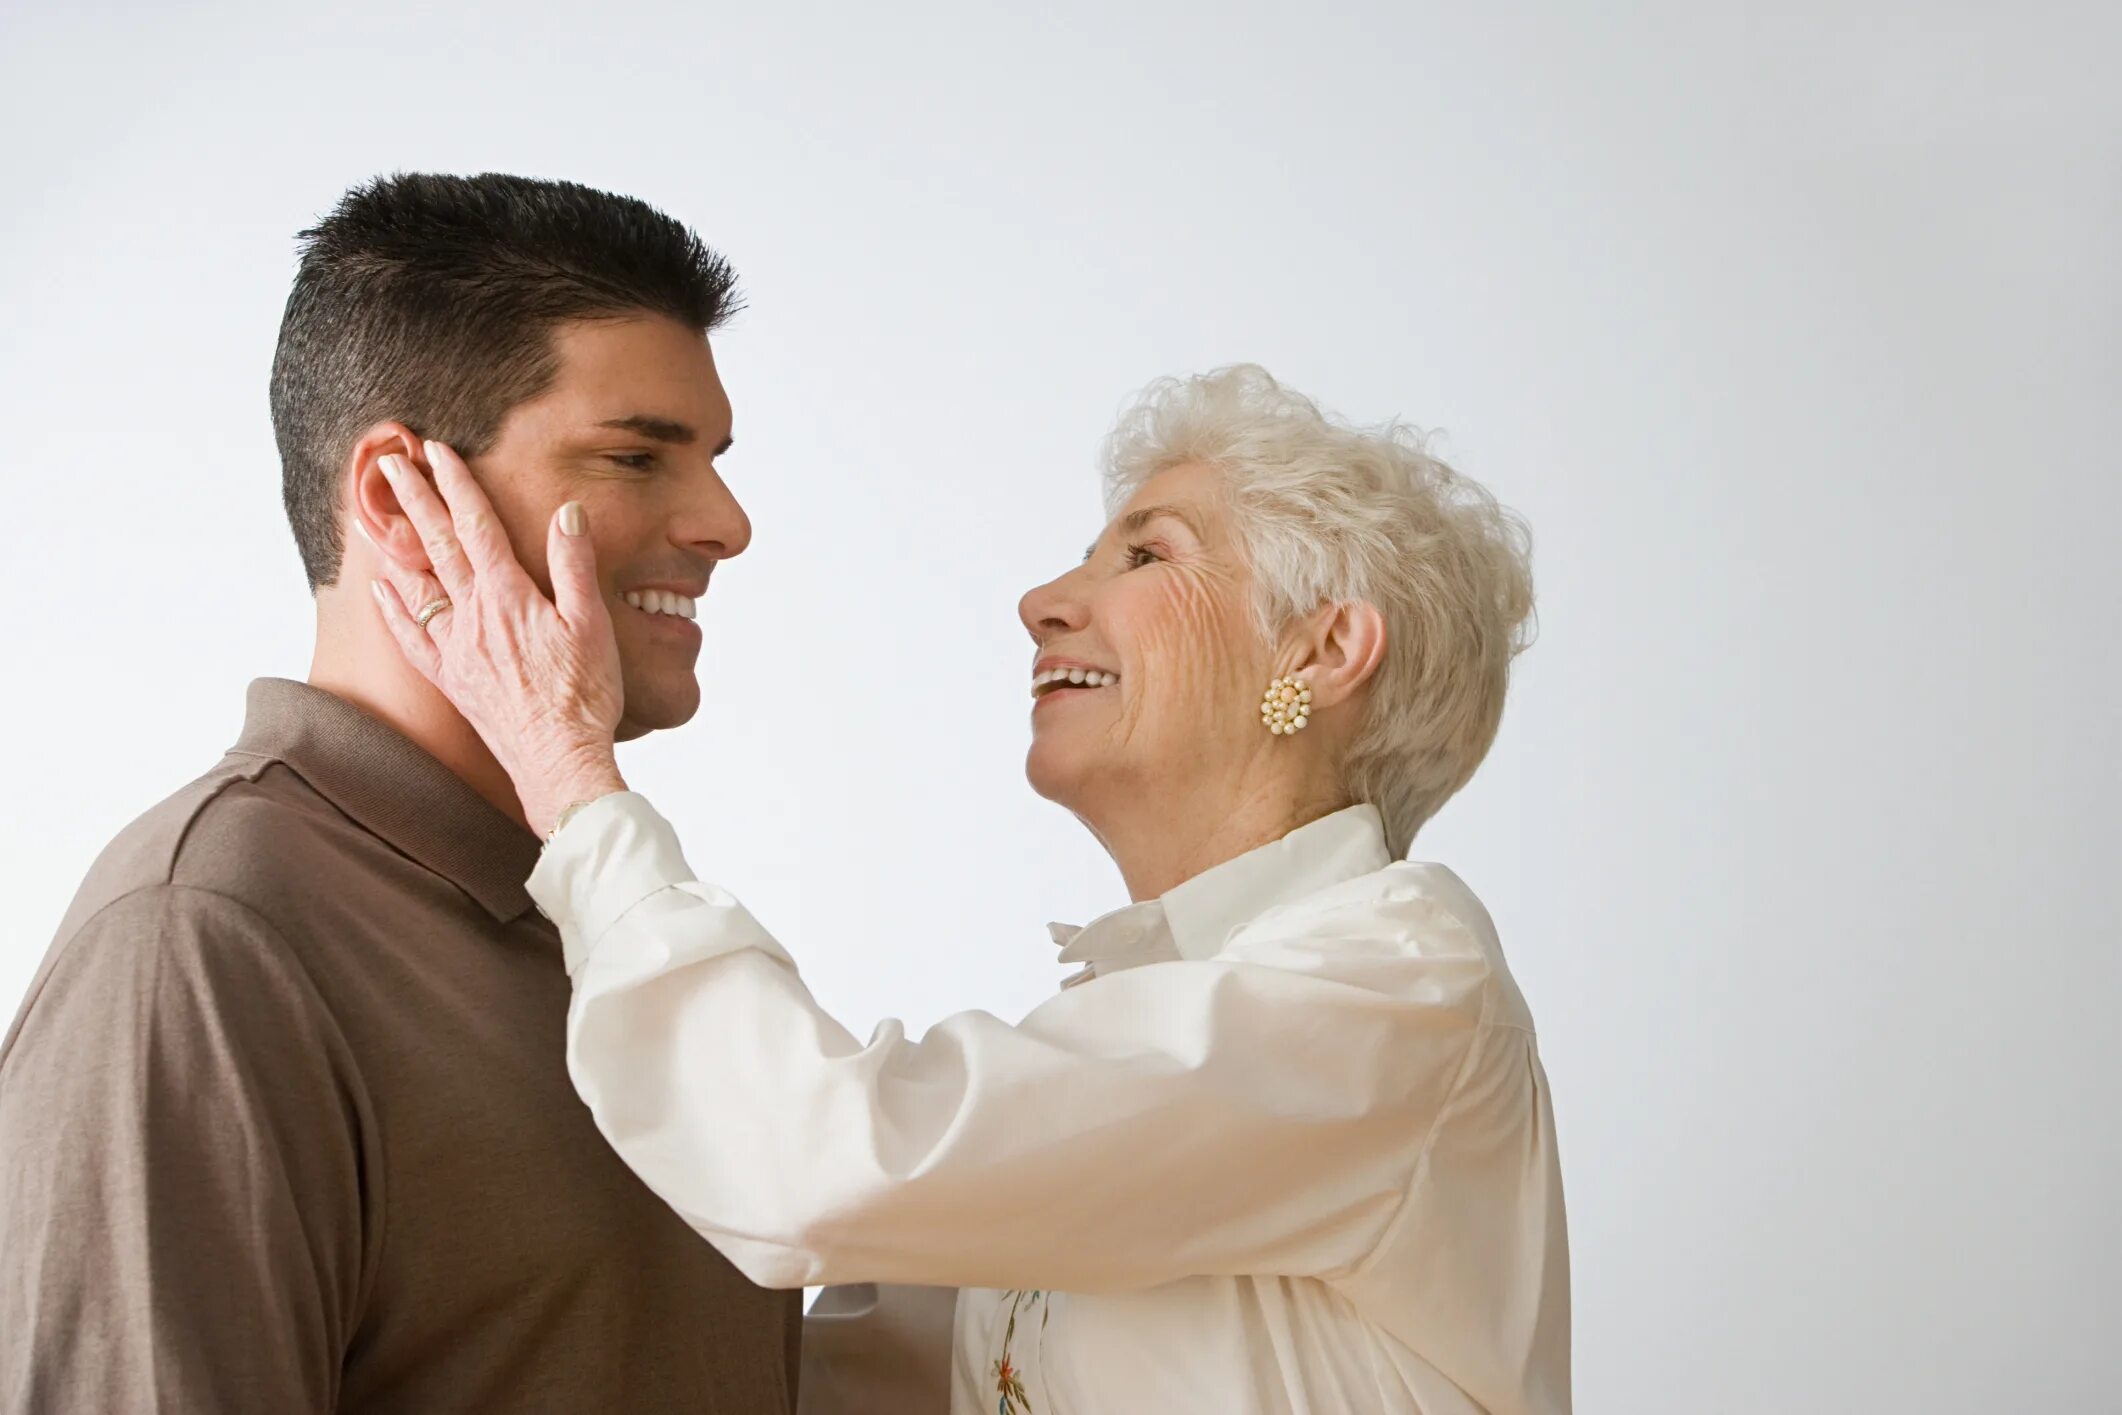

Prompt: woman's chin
[{"left": 1023, "top": 740, "right": 1089, "bottom": 806}]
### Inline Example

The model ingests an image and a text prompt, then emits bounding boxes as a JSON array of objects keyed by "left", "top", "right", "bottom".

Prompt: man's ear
[
  {"left": 1287, "top": 599, "right": 1388, "bottom": 712},
  {"left": 345, "top": 423, "right": 434, "bottom": 573}
]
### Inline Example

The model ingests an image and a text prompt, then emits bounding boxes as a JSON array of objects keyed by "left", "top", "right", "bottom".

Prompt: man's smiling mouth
[{"left": 622, "top": 589, "right": 698, "bottom": 620}]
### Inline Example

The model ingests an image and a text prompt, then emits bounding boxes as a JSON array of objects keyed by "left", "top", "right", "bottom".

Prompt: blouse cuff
[{"left": 527, "top": 791, "right": 694, "bottom": 975}]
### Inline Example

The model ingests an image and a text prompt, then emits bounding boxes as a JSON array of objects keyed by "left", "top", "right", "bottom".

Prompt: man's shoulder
[
  {"left": 37, "top": 744, "right": 400, "bottom": 1010},
  {"left": 53, "top": 750, "right": 344, "bottom": 944},
  {"left": 4, "top": 753, "right": 374, "bottom": 1072}
]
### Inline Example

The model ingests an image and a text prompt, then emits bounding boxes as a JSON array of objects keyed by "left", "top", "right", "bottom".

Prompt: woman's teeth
[
  {"left": 623, "top": 589, "right": 697, "bottom": 620},
  {"left": 1032, "top": 666, "right": 1121, "bottom": 696}
]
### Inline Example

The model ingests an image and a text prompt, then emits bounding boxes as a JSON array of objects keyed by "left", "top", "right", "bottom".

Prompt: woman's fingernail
[
  {"left": 423, "top": 440, "right": 447, "bottom": 467},
  {"left": 370, "top": 580, "right": 388, "bottom": 606},
  {"left": 379, "top": 453, "right": 405, "bottom": 480},
  {"left": 559, "top": 501, "right": 588, "bottom": 536}
]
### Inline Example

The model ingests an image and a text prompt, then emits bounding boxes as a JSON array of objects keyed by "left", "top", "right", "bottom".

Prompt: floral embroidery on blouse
[{"left": 991, "top": 1289, "right": 1049, "bottom": 1414}]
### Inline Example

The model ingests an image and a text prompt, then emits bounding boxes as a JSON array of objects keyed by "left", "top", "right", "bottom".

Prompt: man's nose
[{"left": 676, "top": 465, "right": 751, "bottom": 560}]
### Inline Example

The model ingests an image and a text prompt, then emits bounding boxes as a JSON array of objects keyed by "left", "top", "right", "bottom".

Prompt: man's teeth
[
  {"left": 622, "top": 589, "right": 698, "bottom": 620},
  {"left": 1032, "top": 667, "right": 1120, "bottom": 695}
]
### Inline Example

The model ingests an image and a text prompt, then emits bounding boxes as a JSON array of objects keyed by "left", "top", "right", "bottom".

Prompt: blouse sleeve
[{"left": 533, "top": 792, "right": 1500, "bottom": 1294}]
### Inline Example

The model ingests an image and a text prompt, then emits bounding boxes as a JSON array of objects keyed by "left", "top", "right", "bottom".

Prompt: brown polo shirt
[{"left": 0, "top": 678, "right": 799, "bottom": 1413}]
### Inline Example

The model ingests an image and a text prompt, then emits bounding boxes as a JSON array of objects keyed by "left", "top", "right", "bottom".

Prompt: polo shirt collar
[{"left": 231, "top": 678, "right": 541, "bottom": 923}]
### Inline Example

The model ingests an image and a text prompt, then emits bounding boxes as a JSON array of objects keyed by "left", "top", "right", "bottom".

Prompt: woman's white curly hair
[{"left": 1102, "top": 365, "right": 1536, "bottom": 855}]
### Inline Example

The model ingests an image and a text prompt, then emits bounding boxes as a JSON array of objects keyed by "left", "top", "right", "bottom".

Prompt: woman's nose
[{"left": 1019, "top": 567, "right": 1089, "bottom": 640}]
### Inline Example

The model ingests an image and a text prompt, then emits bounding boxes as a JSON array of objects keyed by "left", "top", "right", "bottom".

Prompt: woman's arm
[
  {"left": 356, "top": 444, "right": 1507, "bottom": 1294},
  {"left": 539, "top": 792, "right": 1499, "bottom": 1294}
]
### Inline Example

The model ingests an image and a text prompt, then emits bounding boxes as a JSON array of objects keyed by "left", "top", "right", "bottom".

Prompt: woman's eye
[{"left": 1125, "top": 543, "right": 1162, "bottom": 568}]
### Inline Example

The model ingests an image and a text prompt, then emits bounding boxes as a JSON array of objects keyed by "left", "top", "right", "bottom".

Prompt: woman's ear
[
  {"left": 345, "top": 423, "right": 434, "bottom": 572},
  {"left": 1290, "top": 600, "right": 1388, "bottom": 711}
]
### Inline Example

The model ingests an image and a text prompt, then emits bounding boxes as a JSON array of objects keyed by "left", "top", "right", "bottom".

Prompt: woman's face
[{"left": 1019, "top": 461, "right": 1274, "bottom": 817}]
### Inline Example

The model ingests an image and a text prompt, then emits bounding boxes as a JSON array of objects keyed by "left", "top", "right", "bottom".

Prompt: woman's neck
[{"left": 1092, "top": 774, "right": 1351, "bottom": 903}]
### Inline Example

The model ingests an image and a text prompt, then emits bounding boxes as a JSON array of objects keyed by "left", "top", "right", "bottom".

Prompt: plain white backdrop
[{"left": 3, "top": 2, "right": 2116, "bottom": 1409}]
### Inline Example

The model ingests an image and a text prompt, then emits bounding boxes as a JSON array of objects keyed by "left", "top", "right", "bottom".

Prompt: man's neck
[{"left": 307, "top": 588, "right": 532, "bottom": 833}]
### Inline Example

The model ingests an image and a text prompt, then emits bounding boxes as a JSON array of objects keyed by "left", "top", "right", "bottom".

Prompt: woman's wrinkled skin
[
  {"left": 370, "top": 452, "right": 1386, "bottom": 890},
  {"left": 1017, "top": 461, "right": 1385, "bottom": 898}
]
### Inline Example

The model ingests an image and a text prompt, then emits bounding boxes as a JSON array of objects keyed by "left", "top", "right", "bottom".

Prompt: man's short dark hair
[{"left": 270, "top": 172, "right": 740, "bottom": 590}]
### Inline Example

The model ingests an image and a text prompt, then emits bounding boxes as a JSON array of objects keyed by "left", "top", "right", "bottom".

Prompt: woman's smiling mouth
[{"left": 1032, "top": 662, "right": 1121, "bottom": 701}]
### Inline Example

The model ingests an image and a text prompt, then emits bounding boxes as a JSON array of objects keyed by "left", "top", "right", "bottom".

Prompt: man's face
[{"left": 468, "top": 314, "right": 748, "bottom": 740}]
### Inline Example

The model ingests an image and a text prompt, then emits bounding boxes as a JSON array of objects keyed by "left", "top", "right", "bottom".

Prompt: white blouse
[{"left": 529, "top": 794, "right": 1570, "bottom": 1414}]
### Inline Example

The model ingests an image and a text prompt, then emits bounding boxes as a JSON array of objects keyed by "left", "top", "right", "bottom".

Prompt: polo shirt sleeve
[{"left": 0, "top": 885, "right": 368, "bottom": 1414}]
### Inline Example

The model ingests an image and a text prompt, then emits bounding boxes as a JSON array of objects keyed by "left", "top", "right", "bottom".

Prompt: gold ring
[{"left": 414, "top": 597, "right": 453, "bottom": 629}]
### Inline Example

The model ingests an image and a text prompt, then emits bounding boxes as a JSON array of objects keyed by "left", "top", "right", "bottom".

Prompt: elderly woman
[{"left": 372, "top": 365, "right": 1566, "bottom": 1414}]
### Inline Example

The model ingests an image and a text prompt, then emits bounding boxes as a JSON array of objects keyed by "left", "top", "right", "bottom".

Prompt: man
[{"left": 0, "top": 173, "right": 799, "bottom": 1411}]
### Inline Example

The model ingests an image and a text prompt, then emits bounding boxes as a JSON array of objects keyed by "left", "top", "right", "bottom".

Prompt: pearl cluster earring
[{"left": 1261, "top": 674, "right": 1313, "bottom": 735}]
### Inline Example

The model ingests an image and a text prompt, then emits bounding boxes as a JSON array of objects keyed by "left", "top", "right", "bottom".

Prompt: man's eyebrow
[{"left": 595, "top": 414, "right": 701, "bottom": 445}]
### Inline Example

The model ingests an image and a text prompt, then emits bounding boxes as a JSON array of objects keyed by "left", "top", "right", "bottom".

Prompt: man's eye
[
  {"left": 610, "top": 452, "right": 656, "bottom": 472},
  {"left": 1126, "top": 543, "right": 1162, "bottom": 568}
]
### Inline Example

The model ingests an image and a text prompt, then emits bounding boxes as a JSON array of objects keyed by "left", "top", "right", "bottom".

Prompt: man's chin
[{"left": 614, "top": 679, "right": 702, "bottom": 740}]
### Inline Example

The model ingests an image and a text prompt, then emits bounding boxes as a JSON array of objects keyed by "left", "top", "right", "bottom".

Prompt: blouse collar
[{"left": 1053, "top": 804, "right": 1392, "bottom": 980}]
